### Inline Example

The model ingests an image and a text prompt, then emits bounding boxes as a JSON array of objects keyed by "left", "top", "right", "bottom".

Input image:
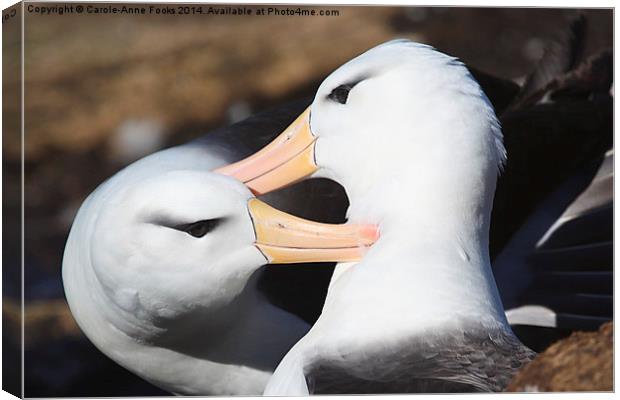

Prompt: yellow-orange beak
[
  {"left": 248, "top": 198, "right": 379, "bottom": 264},
  {"left": 215, "top": 107, "right": 317, "bottom": 195}
]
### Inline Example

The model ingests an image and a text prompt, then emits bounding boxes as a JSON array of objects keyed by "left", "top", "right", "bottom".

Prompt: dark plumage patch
[{"left": 305, "top": 325, "right": 535, "bottom": 394}]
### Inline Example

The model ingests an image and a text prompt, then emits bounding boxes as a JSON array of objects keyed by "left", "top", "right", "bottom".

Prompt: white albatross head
[
  {"left": 216, "top": 39, "right": 506, "bottom": 225},
  {"left": 85, "top": 172, "right": 265, "bottom": 337}
]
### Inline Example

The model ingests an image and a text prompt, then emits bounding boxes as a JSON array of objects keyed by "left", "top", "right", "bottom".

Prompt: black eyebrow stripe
[
  {"left": 147, "top": 215, "right": 179, "bottom": 229},
  {"left": 339, "top": 76, "right": 368, "bottom": 91},
  {"left": 146, "top": 216, "right": 226, "bottom": 231}
]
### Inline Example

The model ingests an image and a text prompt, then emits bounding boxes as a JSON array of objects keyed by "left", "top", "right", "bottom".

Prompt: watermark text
[{"left": 25, "top": 4, "right": 341, "bottom": 17}]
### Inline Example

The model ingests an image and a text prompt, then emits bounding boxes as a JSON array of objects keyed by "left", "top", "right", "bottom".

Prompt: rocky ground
[
  {"left": 2, "top": 5, "right": 613, "bottom": 396},
  {"left": 507, "top": 322, "right": 613, "bottom": 392}
]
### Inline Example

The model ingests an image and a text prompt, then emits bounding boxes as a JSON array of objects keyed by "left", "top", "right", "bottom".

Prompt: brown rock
[{"left": 506, "top": 322, "right": 613, "bottom": 392}]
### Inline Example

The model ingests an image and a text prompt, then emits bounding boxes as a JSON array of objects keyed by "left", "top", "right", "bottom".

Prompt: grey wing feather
[{"left": 305, "top": 328, "right": 535, "bottom": 394}]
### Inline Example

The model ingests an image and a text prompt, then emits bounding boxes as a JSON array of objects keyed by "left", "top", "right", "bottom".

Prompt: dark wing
[
  {"left": 489, "top": 14, "right": 612, "bottom": 350},
  {"left": 494, "top": 149, "right": 612, "bottom": 341},
  {"left": 189, "top": 98, "right": 312, "bottom": 159},
  {"left": 483, "top": 13, "right": 612, "bottom": 259},
  {"left": 491, "top": 52, "right": 612, "bottom": 348},
  {"left": 490, "top": 49, "right": 613, "bottom": 260}
]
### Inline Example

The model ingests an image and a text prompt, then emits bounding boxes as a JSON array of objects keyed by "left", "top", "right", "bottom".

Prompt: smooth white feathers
[
  {"left": 264, "top": 350, "right": 310, "bottom": 396},
  {"left": 310, "top": 40, "right": 506, "bottom": 221}
]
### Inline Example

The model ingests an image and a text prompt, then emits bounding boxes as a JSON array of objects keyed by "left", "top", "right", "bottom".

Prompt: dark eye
[
  {"left": 327, "top": 84, "right": 354, "bottom": 104},
  {"left": 326, "top": 78, "right": 366, "bottom": 105},
  {"left": 176, "top": 219, "right": 220, "bottom": 238}
]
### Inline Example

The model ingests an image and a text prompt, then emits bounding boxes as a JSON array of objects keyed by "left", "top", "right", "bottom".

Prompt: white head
[
  {"left": 312, "top": 41, "right": 505, "bottom": 186},
  {"left": 218, "top": 39, "right": 506, "bottom": 227},
  {"left": 64, "top": 172, "right": 264, "bottom": 343}
]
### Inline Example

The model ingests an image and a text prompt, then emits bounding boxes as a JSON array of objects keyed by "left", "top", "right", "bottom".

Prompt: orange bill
[
  {"left": 248, "top": 198, "right": 379, "bottom": 264},
  {"left": 215, "top": 107, "right": 318, "bottom": 195}
]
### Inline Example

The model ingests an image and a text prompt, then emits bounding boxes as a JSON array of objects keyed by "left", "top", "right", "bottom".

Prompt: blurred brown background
[{"left": 1, "top": 4, "right": 612, "bottom": 397}]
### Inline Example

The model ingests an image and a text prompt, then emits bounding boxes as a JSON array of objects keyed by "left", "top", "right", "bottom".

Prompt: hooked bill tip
[{"left": 360, "top": 225, "right": 380, "bottom": 244}]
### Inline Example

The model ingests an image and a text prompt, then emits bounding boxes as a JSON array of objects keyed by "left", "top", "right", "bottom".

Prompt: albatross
[
  {"left": 61, "top": 145, "right": 377, "bottom": 395},
  {"left": 63, "top": 27, "right": 611, "bottom": 394},
  {"left": 213, "top": 26, "right": 613, "bottom": 339},
  {"left": 218, "top": 39, "right": 536, "bottom": 393}
]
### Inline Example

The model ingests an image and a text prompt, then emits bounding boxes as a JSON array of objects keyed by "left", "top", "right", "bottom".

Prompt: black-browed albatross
[{"left": 219, "top": 37, "right": 613, "bottom": 393}]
